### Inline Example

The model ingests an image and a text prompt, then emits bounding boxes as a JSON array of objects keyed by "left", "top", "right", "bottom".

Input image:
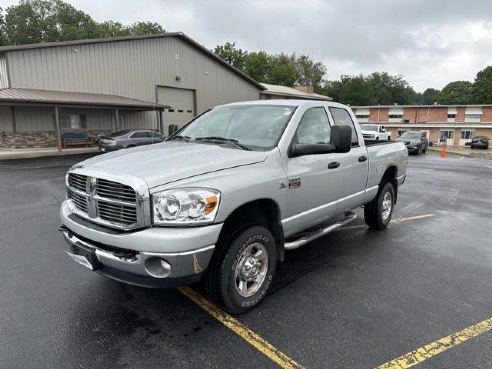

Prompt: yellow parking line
[
  {"left": 377, "top": 317, "right": 492, "bottom": 369},
  {"left": 178, "top": 286, "right": 304, "bottom": 369}
]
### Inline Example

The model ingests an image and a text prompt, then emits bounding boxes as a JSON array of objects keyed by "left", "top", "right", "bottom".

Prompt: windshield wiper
[
  {"left": 195, "top": 136, "right": 252, "bottom": 151},
  {"left": 167, "top": 135, "right": 192, "bottom": 142}
]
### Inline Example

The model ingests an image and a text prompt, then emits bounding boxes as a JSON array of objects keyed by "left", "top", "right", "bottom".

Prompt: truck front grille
[{"left": 67, "top": 173, "right": 140, "bottom": 229}]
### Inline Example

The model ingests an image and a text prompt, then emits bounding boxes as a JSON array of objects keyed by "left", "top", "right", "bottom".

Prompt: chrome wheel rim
[
  {"left": 234, "top": 243, "right": 269, "bottom": 297},
  {"left": 381, "top": 191, "right": 393, "bottom": 221}
]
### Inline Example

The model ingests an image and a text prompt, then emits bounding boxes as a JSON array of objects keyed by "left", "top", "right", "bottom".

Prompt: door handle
[
  {"left": 328, "top": 161, "right": 340, "bottom": 169},
  {"left": 358, "top": 155, "right": 368, "bottom": 162}
]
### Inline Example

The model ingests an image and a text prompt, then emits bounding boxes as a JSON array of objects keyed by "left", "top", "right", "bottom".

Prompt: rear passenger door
[{"left": 328, "top": 107, "right": 369, "bottom": 212}]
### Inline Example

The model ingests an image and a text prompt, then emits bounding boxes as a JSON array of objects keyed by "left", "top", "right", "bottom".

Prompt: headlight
[{"left": 152, "top": 188, "right": 220, "bottom": 225}]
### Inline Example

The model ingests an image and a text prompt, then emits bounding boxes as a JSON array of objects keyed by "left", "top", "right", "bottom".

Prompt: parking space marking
[
  {"left": 178, "top": 286, "right": 304, "bottom": 369},
  {"left": 376, "top": 317, "right": 492, "bottom": 369},
  {"left": 486, "top": 165, "right": 492, "bottom": 170},
  {"left": 339, "top": 214, "right": 435, "bottom": 231}
]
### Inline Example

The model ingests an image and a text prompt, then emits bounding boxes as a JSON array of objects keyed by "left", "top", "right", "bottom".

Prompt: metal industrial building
[{"left": 0, "top": 33, "right": 265, "bottom": 149}]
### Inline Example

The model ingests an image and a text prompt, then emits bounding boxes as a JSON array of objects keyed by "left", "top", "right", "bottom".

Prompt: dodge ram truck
[{"left": 60, "top": 100, "right": 408, "bottom": 314}]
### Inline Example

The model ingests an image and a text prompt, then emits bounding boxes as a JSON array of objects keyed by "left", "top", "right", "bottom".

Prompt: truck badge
[{"left": 288, "top": 177, "right": 301, "bottom": 189}]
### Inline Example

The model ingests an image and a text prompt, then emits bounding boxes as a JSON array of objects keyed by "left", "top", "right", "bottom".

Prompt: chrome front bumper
[{"left": 60, "top": 200, "right": 221, "bottom": 288}]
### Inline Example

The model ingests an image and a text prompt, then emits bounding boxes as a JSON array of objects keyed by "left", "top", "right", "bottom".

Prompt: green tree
[
  {"left": 0, "top": 8, "right": 6, "bottom": 45},
  {"left": 95, "top": 21, "right": 131, "bottom": 38},
  {"left": 4, "top": 0, "right": 98, "bottom": 44},
  {"left": 436, "top": 81, "right": 474, "bottom": 104},
  {"left": 129, "top": 21, "right": 164, "bottom": 35},
  {"left": 421, "top": 88, "right": 440, "bottom": 104},
  {"left": 338, "top": 75, "right": 375, "bottom": 105},
  {"left": 472, "top": 65, "right": 492, "bottom": 104},
  {"left": 267, "top": 53, "right": 297, "bottom": 86},
  {"left": 367, "top": 72, "right": 418, "bottom": 105},
  {"left": 293, "top": 54, "right": 326, "bottom": 89},
  {"left": 244, "top": 51, "right": 272, "bottom": 83},
  {"left": 213, "top": 42, "right": 248, "bottom": 71}
]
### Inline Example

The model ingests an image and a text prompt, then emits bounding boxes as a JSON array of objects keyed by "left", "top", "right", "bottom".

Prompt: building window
[
  {"left": 447, "top": 114, "right": 456, "bottom": 119},
  {"left": 461, "top": 130, "right": 475, "bottom": 139},
  {"left": 355, "top": 114, "right": 369, "bottom": 119},
  {"left": 60, "top": 114, "right": 86, "bottom": 129},
  {"left": 465, "top": 114, "right": 481, "bottom": 119},
  {"left": 389, "top": 114, "right": 403, "bottom": 119},
  {"left": 439, "top": 130, "right": 454, "bottom": 141}
]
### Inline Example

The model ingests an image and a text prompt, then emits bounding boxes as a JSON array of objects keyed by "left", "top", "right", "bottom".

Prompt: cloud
[{"left": 6, "top": 0, "right": 492, "bottom": 91}]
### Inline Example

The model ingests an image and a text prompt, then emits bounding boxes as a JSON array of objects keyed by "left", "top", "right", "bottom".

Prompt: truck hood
[{"left": 76, "top": 142, "right": 268, "bottom": 188}]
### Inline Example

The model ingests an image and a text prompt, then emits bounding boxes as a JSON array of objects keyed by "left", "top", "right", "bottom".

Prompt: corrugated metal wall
[
  {"left": 0, "top": 106, "right": 14, "bottom": 131},
  {"left": 14, "top": 107, "right": 55, "bottom": 132},
  {"left": 0, "top": 55, "right": 9, "bottom": 89},
  {"left": 6, "top": 37, "right": 260, "bottom": 116},
  {"left": 10, "top": 107, "right": 157, "bottom": 132}
]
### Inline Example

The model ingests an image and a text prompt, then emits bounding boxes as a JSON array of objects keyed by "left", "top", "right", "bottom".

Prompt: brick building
[{"left": 352, "top": 105, "right": 492, "bottom": 146}]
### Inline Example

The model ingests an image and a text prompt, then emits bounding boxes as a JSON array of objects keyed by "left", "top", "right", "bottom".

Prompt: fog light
[{"left": 145, "top": 257, "right": 172, "bottom": 278}]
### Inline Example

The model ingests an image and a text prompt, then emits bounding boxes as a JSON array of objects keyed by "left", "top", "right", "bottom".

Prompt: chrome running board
[{"left": 284, "top": 212, "right": 357, "bottom": 250}]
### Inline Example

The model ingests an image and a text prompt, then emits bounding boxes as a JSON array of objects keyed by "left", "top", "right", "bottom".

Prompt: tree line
[
  {"left": 214, "top": 42, "right": 492, "bottom": 105},
  {"left": 2, "top": 0, "right": 492, "bottom": 106},
  {"left": 0, "top": 0, "right": 164, "bottom": 45}
]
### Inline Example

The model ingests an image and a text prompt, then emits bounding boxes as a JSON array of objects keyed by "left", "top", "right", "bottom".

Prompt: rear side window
[
  {"left": 329, "top": 107, "right": 359, "bottom": 146},
  {"left": 131, "top": 131, "right": 151, "bottom": 138}
]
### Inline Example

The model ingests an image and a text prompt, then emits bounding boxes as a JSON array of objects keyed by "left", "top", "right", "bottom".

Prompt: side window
[
  {"left": 329, "top": 107, "right": 359, "bottom": 146},
  {"left": 295, "top": 107, "right": 331, "bottom": 145},
  {"left": 131, "top": 131, "right": 151, "bottom": 138},
  {"left": 151, "top": 131, "right": 162, "bottom": 138}
]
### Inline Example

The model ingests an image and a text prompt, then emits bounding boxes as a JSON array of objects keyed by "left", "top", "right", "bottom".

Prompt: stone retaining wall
[{"left": 0, "top": 130, "right": 110, "bottom": 149}]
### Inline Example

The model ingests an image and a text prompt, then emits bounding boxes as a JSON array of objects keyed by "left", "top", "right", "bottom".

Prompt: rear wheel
[
  {"left": 205, "top": 225, "right": 277, "bottom": 314},
  {"left": 364, "top": 182, "right": 395, "bottom": 230}
]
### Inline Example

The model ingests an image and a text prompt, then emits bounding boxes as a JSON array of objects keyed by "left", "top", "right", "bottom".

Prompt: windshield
[
  {"left": 176, "top": 105, "right": 296, "bottom": 150},
  {"left": 360, "top": 124, "right": 378, "bottom": 132},
  {"left": 400, "top": 132, "right": 421, "bottom": 139}
]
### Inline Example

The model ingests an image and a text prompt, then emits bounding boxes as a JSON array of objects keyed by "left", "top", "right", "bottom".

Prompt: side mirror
[
  {"left": 330, "top": 125, "right": 352, "bottom": 153},
  {"left": 289, "top": 143, "right": 336, "bottom": 157}
]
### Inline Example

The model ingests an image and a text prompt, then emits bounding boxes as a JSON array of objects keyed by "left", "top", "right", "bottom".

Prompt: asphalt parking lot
[{"left": 1, "top": 153, "right": 491, "bottom": 369}]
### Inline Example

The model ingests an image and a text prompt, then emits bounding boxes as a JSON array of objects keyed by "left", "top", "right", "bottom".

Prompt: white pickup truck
[
  {"left": 60, "top": 100, "right": 408, "bottom": 313},
  {"left": 360, "top": 124, "right": 391, "bottom": 141}
]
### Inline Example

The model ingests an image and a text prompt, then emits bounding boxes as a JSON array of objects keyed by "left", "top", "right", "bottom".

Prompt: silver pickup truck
[{"left": 60, "top": 100, "right": 408, "bottom": 313}]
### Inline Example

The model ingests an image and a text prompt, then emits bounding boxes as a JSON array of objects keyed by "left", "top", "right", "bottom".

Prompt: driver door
[{"left": 282, "top": 107, "right": 342, "bottom": 237}]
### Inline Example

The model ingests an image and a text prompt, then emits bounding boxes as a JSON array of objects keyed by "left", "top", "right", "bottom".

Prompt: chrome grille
[
  {"left": 98, "top": 201, "right": 137, "bottom": 225},
  {"left": 67, "top": 188, "right": 88, "bottom": 212},
  {"left": 68, "top": 173, "right": 86, "bottom": 192},
  {"left": 67, "top": 173, "right": 139, "bottom": 229},
  {"left": 97, "top": 179, "right": 136, "bottom": 202}
]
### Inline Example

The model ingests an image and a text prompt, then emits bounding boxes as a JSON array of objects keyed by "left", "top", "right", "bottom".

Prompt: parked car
[
  {"left": 360, "top": 124, "right": 391, "bottom": 141},
  {"left": 470, "top": 136, "right": 489, "bottom": 149},
  {"left": 60, "top": 100, "right": 408, "bottom": 314},
  {"left": 98, "top": 129, "right": 164, "bottom": 152},
  {"left": 396, "top": 131, "right": 428, "bottom": 155}
]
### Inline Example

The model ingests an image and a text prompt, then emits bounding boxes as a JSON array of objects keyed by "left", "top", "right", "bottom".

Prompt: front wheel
[
  {"left": 364, "top": 182, "right": 395, "bottom": 230},
  {"left": 205, "top": 225, "right": 277, "bottom": 314}
]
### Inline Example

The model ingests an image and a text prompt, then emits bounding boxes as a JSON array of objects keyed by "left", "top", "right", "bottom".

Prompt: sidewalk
[
  {"left": 427, "top": 145, "right": 492, "bottom": 159},
  {"left": 0, "top": 147, "right": 99, "bottom": 160}
]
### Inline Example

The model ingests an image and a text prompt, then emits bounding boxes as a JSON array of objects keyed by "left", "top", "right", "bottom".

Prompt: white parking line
[{"left": 486, "top": 165, "right": 492, "bottom": 170}]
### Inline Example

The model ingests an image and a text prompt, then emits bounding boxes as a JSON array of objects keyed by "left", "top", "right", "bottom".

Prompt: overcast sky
[{"left": 4, "top": 0, "right": 492, "bottom": 92}]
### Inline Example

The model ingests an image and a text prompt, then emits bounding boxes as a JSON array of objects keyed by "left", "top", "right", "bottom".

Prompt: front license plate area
[{"left": 67, "top": 243, "right": 101, "bottom": 270}]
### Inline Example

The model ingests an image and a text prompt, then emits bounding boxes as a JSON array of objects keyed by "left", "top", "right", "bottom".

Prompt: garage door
[{"left": 157, "top": 87, "right": 195, "bottom": 135}]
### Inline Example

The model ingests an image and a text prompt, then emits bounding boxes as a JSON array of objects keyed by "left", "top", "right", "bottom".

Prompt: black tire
[
  {"left": 364, "top": 182, "right": 395, "bottom": 230},
  {"left": 205, "top": 225, "right": 277, "bottom": 314}
]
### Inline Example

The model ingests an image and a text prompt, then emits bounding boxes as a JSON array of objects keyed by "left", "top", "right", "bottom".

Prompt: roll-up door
[{"left": 157, "top": 87, "right": 195, "bottom": 135}]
